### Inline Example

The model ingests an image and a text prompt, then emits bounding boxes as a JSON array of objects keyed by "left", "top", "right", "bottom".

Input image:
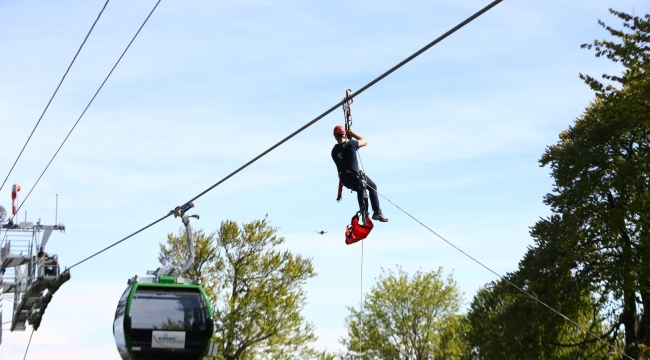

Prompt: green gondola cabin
[{"left": 113, "top": 276, "right": 214, "bottom": 360}]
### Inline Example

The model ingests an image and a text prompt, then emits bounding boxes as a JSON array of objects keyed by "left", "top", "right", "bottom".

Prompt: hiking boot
[{"left": 372, "top": 211, "right": 388, "bottom": 222}]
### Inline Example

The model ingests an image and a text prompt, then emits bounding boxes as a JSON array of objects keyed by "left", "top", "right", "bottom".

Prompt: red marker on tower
[{"left": 12, "top": 184, "right": 21, "bottom": 215}]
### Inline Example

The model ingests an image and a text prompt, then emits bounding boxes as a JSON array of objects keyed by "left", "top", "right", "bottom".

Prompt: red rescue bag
[{"left": 345, "top": 212, "right": 374, "bottom": 245}]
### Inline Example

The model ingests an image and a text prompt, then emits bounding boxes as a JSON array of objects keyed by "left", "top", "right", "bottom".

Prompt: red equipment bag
[{"left": 345, "top": 212, "right": 374, "bottom": 245}]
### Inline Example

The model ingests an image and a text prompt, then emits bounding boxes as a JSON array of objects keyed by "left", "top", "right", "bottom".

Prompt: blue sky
[{"left": 1, "top": 0, "right": 649, "bottom": 358}]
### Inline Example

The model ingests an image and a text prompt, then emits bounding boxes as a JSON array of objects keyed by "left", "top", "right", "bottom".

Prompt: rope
[
  {"left": 364, "top": 182, "right": 633, "bottom": 360},
  {"left": 182, "top": 0, "right": 502, "bottom": 207},
  {"left": 67, "top": 0, "right": 503, "bottom": 270},
  {"left": 350, "top": 131, "right": 369, "bottom": 354},
  {"left": 344, "top": 86, "right": 368, "bottom": 354},
  {"left": 11, "top": 0, "right": 161, "bottom": 220},
  {"left": 23, "top": 328, "right": 35, "bottom": 360},
  {"left": 358, "top": 232, "right": 365, "bottom": 355},
  {"left": 0, "top": 0, "right": 111, "bottom": 193},
  {"left": 357, "top": 146, "right": 369, "bottom": 356}
]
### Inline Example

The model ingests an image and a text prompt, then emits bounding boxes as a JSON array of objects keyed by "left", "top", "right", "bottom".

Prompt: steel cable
[
  {"left": 22, "top": 328, "right": 35, "bottom": 360},
  {"left": 67, "top": 0, "right": 502, "bottom": 281},
  {"left": 181, "top": 0, "right": 503, "bottom": 208},
  {"left": 0, "top": 0, "right": 111, "bottom": 193},
  {"left": 364, "top": 182, "right": 633, "bottom": 360},
  {"left": 11, "top": 0, "right": 161, "bottom": 220}
]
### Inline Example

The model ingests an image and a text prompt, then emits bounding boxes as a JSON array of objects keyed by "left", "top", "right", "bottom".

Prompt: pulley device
[
  {"left": 113, "top": 202, "right": 216, "bottom": 360},
  {"left": 339, "top": 89, "right": 374, "bottom": 244},
  {"left": 343, "top": 88, "right": 354, "bottom": 139}
]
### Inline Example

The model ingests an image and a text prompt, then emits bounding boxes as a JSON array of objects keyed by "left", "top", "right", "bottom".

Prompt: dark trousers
[{"left": 342, "top": 173, "right": 380, "bottom": 213}]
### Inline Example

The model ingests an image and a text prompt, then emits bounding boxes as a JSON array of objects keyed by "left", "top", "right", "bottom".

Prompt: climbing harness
[{"left": 345, "top": 211, "right": 374, "bottom": 245}]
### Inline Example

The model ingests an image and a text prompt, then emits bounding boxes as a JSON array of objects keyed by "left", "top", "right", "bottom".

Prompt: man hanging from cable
[{"left": 332, "top": 125, "right": 388, "bottom": 223}]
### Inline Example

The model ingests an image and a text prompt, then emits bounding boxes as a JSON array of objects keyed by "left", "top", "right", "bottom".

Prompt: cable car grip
[
  {"left": 174, "top": 204, "right": 199, "bottom": 277},
  {"left": 172, "top": 202, "right": 194, "bottom": 218}
]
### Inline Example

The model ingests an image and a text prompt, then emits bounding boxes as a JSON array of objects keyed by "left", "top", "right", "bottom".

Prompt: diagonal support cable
[
  {"left": 12, "top": 0, "right": 161, "bottom": 219},
  {"left": 0, "top": 0, "right": 111, "bottom": 193},
  {"left": 366, "top": 182, "right": 634, "bottom": 360}
]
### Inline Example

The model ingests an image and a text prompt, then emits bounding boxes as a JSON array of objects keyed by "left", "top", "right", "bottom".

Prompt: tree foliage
[
  {"left": 465, "top": 249, "right": 617, "bottom": 360},
  {"left": 465, "top": 8, "right": 650, "bottom": 360},
  {"left": 340, "top": 266, "right": 468, "bottom": 360},
  {"left": 159, "top": 227, "right": 223, "bottom": 300},
  {"left": 159, "top": 216, "right": 333, "bottom": 360},
  {"left": 533, "top": 8, "right": 650, "bottom": 359}
]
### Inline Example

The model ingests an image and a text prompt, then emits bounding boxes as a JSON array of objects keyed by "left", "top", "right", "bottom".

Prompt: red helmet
[{"left": 333, "top": 125, "right": 346, "bottom": 136}]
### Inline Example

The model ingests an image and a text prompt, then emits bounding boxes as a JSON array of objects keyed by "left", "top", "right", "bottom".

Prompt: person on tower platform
[
  {"left": 331, "top": 125, "right": 388, "bottom": 222},
  {"left": 37, "top": 245, "right": 48, "bottom": 260},
  {"left": 44, "top": 254, "right": 59, "bottom": 276}
]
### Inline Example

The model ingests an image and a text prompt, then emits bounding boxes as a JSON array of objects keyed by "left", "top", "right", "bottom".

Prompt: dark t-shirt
[{"left": 332, "top": 139, "right": 359, "bottom": 173}]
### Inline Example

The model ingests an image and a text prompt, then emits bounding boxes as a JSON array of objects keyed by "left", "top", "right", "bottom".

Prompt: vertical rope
[
  {"left": 359, "top": 233, "right": 364, "bottom": 354},
  {"left": 342, "top": 88, "right": 367, "bottom": 355},
  {"left": 344, "top": 88, "right": 367, "bottom": 355},
  {"left": 356, "top": 147, "right": 367, "bottom": 356}
]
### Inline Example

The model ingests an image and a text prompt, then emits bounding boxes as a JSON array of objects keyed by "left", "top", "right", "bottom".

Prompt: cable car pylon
[
  {"left": 113, "top": 202, "right": 216, "bottom": 360},
  {"left": 0, "top": 185, "right": 70, "bottom": 337}
]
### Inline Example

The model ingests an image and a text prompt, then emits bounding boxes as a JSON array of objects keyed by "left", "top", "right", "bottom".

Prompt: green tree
[
  {"left": 340, "top": 266, "right": 468, "bottom": 360},
  {"left": 467, "top": 9, "right": 650, "bottom": 359},
  {"left": 159, "top": 216, "right": 334, "bottom": 360},
  {"left": 465, "top": 247, "right": 617, "bottom": 360},
  {"left": 159, "top": 227, "right": 223, "bottom": 301}
]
